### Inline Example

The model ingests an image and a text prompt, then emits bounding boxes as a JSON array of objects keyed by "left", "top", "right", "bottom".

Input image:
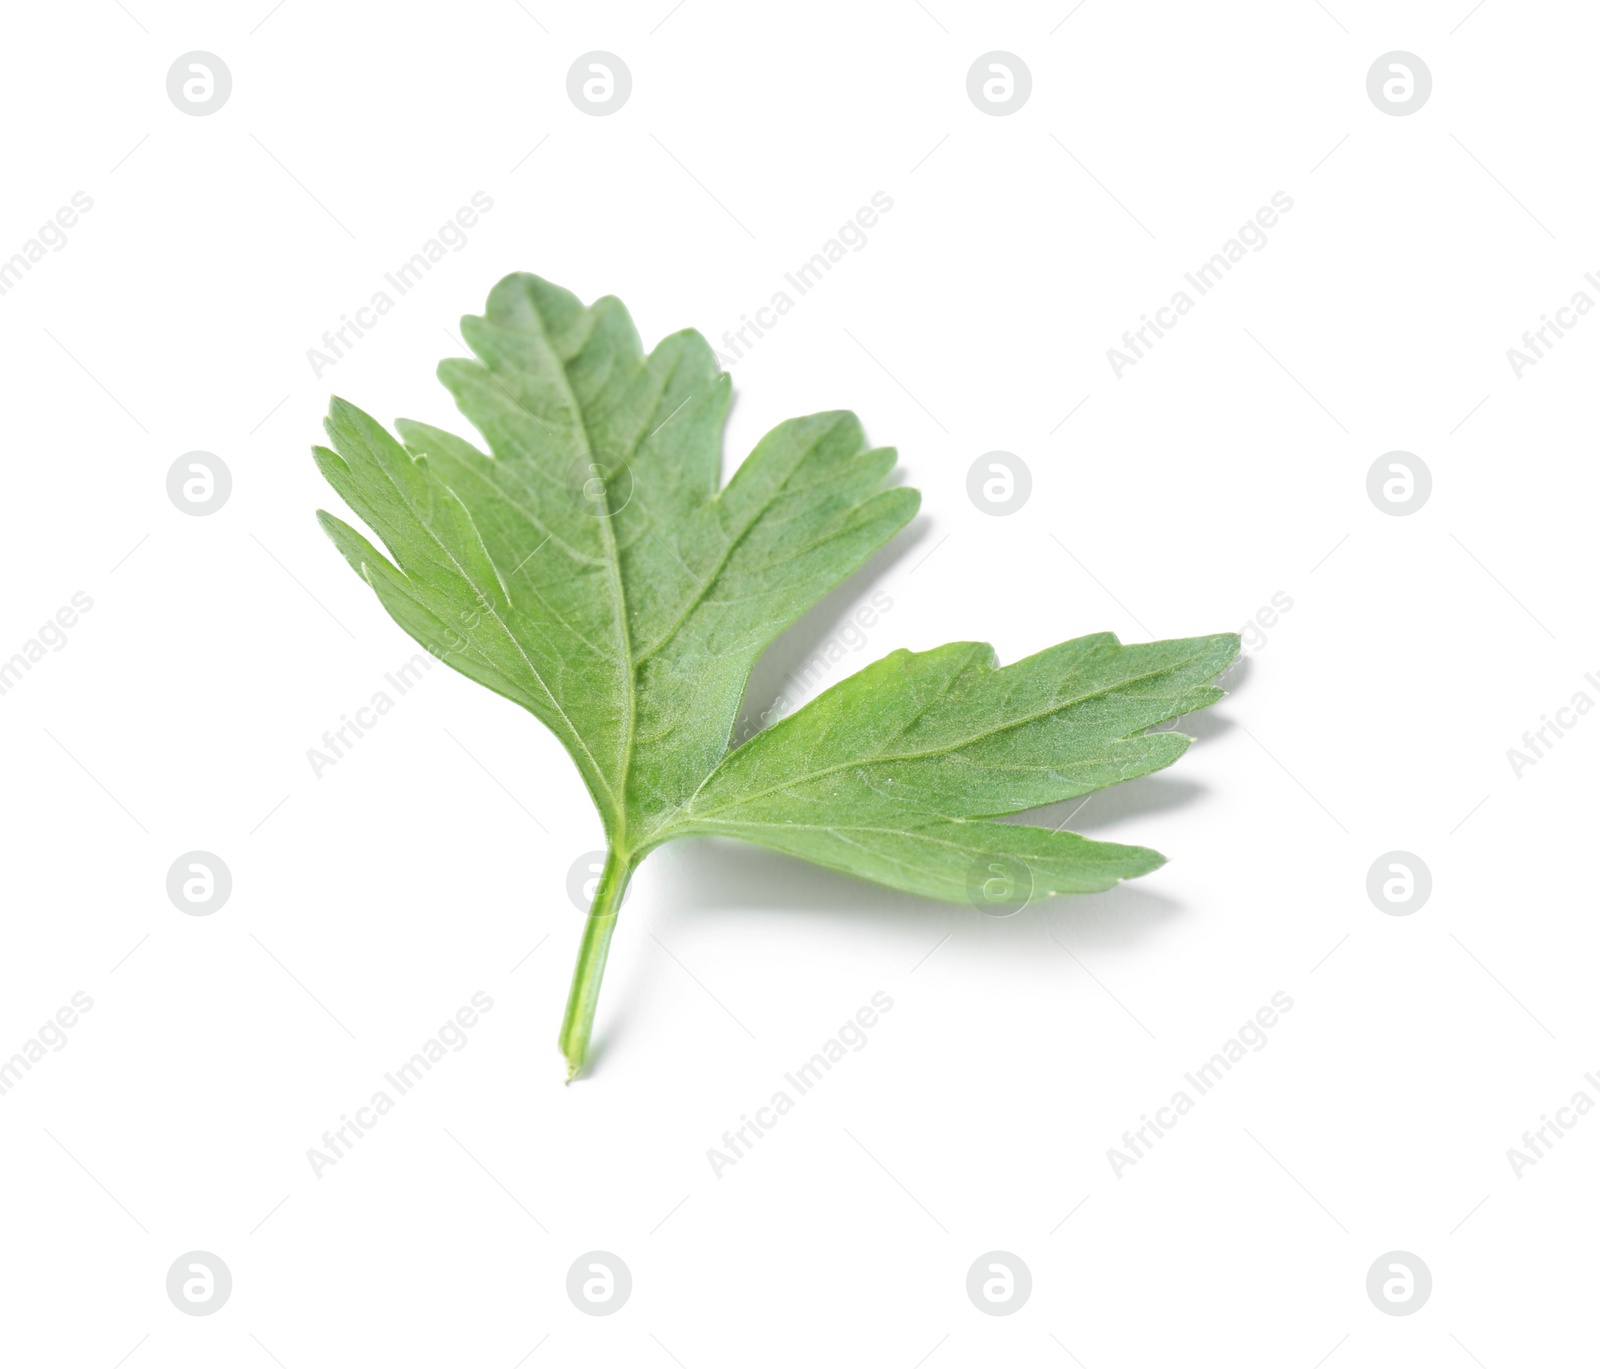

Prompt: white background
[{"left": 1, "top": 1, "right": 1595, "bottom": 1364}]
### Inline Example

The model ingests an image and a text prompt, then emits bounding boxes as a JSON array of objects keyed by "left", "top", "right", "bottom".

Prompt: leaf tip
[{"left": 310, "top": 444, "right": 344, "bottom": 479}]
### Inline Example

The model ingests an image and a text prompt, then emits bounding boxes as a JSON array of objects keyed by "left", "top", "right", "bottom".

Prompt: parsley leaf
[
  {"left": 675, "top": 633, "right": 1240, "bottom": 899},
  {"left": 312, "top": 273, "right": 1238, "bottom": 1078}
]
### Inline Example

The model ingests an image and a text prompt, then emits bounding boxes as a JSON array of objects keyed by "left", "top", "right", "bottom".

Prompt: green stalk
[{"left": 558, "top": 845, "right": 633, "bottom": 1080}]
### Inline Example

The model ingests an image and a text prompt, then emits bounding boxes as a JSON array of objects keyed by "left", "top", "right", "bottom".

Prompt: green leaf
[
  {"left": 673, "top": 633, "right": 1239, "bottom": 901},
  {"left": 312, "top": 272, "right": 1239, "bottom": 1078}
]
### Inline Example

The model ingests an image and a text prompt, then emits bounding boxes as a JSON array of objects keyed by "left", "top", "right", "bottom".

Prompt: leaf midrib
[
  {"left": 675, "top": 650, "right": 1220, "bottom": 824},
  {"left": 523, "top": 296, "right": 637, "bottom": 832},
  {"left": 629, "top": 412, "right": 857, "bottom": 668},
  {"left": 360, "top": 440, "right": 618, "bottom": 804}
]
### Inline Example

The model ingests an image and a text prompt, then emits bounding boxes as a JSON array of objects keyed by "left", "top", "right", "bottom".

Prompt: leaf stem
[{"left": 558, "top": 845, "right": 633, "bottom": 1081}]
